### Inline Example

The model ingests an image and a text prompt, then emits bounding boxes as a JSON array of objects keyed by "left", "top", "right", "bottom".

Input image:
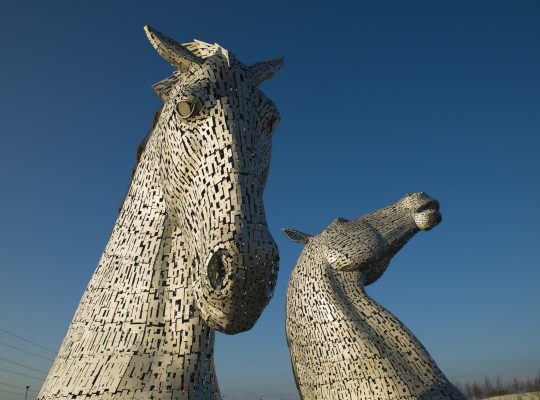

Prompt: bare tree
[
  {"left": 471, "top": 382, "right": 483, "bottom": 399},
  {"left": 484, "top": 376, "right": 494, "bottom": 397}
]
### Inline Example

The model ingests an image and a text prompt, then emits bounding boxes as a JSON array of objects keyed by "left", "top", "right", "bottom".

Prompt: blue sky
[{"left": 0, "top": 1, "right": 539, "bottom": 399}]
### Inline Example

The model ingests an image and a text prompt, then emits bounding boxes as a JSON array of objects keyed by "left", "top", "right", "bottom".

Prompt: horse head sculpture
[
  {"left": 38, "top": 26, "right": 283, "bottom": 400},
  {"left": 283, "top": 193, "right": 464, "bottom": 400},
  {"left": 285, "top": 192, "right": 441, "bottom": 284},
  {"left": 144, "top": 25, "right": 281, "bottom": 333}
]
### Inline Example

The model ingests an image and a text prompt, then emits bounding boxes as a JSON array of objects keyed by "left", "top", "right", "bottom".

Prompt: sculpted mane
[{"left": 152, "top": 40, "right": 231, "bottom": 100}]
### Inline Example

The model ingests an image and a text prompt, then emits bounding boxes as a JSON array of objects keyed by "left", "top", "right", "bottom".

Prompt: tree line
[{"left": 454, "top": 372, "right": 540, "bottom": 399}]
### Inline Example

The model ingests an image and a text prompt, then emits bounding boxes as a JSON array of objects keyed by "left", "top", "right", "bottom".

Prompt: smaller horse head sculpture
[
  {"left": 282, "top": 193, "right": 462, "bottom": 400},
  {"left": 284, "top": 192, "right": 441, "bottom": 285},
  {"left": 145, "top": 25, "right": 282, "bottom": 333}
]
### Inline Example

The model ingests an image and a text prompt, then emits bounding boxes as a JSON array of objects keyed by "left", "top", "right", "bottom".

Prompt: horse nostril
[
  {"left": 208, "top": 252, "right": 227, "bottom": 290},
  {"left": 416, "top": 199, "right": 440, "bottom": 213}
]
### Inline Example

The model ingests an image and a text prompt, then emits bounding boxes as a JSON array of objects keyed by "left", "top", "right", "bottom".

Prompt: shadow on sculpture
[
  {"left": 284, "top": 192, "right": 466, "bottom": 400},
  {"left": 38, "top": 25, "right": 283, "bottom": 400}
]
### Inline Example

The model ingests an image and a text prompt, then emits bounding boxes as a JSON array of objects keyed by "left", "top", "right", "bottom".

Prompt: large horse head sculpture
[
  {"left": 38, "top": 27, "right": 283, "bottom": 399},
  {"left": 143, "top": 25, "right": 281, "bottom": 333}
]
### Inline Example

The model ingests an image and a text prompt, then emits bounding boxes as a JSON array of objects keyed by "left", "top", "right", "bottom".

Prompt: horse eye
[{"left": 177, "top": 100, "right": 196, "bottom": 119}]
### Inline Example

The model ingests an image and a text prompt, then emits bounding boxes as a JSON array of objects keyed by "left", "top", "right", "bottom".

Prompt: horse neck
[
  {"left": 288, "top": 250, "right": 456, "bottom": 397},
  {"left": 120, "top": 130, "right": 219, "bottom": 393},
  {"left": 327, "top": 265, "right": 459, "bottom": 397},
  {"left": 46, "top": 129, "right": 221, "bottom": 398}
]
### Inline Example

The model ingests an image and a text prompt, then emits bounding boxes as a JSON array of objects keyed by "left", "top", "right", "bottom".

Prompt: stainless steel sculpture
[
  {"left": 38, "top": 25, "right": 282, "bottom": 400},
  {"left": 284, "top": 192, "right": 465, "bottom": 400}
]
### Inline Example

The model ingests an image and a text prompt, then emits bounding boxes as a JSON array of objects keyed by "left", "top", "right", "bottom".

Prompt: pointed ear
[
  {"left": 282, "top": 228, "right": 312, "bottom": 244},
  {"left": 248, "top": 57, "right": 284, "bottom": 85},
  {"left": 144, "top": 25, "right": 204, "bottom": 72}
]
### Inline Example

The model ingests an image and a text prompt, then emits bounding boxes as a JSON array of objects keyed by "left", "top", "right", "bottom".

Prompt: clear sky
[{"left": 0, "top": 1, "right": 539, "bottom": 399}]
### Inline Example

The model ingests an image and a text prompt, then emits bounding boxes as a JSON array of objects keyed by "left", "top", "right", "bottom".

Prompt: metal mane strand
[{"left": 184, "top": 39, "right": 232, "bottom": 66}]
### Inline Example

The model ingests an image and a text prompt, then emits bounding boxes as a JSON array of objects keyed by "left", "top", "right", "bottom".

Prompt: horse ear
[
  {"left": 282, "top": 228, "right": 312, "bottom": 244},
  {"left": 144, "top": 25, "right": 204, "bottom": 72},
  {"left": 248, "top": 57, "right": 284, "bottom": 85}
]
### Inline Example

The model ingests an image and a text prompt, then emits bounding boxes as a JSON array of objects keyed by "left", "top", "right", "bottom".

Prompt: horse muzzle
[{"left": 198, "top": 233, "right": 279, "bottom": 334}]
